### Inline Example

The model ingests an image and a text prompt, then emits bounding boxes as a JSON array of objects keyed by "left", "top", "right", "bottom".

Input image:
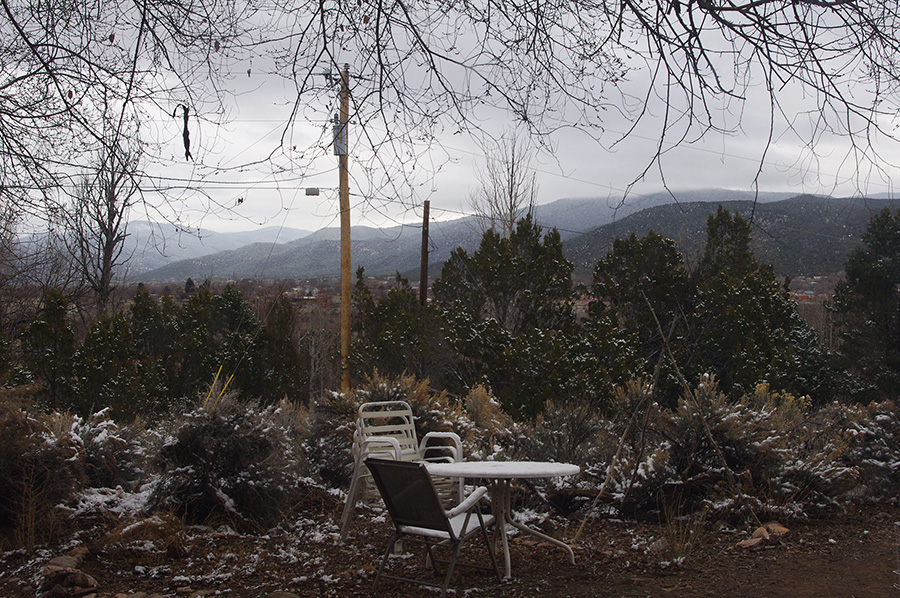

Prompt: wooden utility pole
[
  {"left": 335, "top": 64, "right": 351, "bottom": 393},
  {"left": 419, "top": 200, "right": 430, "bottom": 306}
]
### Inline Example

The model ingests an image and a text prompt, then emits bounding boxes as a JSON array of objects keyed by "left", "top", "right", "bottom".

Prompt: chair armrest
[
  {"left": 445, "top": 486, "right": 488, "bottom": 519},
  {"left": 420, "top": 431, "right": 463, "bottom": 462},
  {"left": 360, "top": 437, "right": 402, "bottom": 461}
]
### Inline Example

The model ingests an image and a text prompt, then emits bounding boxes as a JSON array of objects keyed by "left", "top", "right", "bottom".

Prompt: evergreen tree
[
  {"left": 689, "top": 206, "right": 827, "bottom": 400},
  {"left": 20, "top": 289, "right": 76, "bottom": 408},
  {"left": 254, "top": 293, "right": 309, "bottom": 405},
  {"left": 132, "top": 287, "right": 188, "bottom": 401},
  {"left": 73, "top": 311, "right": 168, "bottom": 419},
  {"left": 591, "top": 231, "right": 689, "bottom": 402},
  {"left": 832, "top": 208, "right": 900, "bottom": 398},
  {"left": 434, "top": 214, "right": 574, "bottom": 337},
  {"left": 433, "top": 215, "right": 579, "bottom": 416},
  {"left": 351, "top": 270, "right": 451, "bottom": 386}
]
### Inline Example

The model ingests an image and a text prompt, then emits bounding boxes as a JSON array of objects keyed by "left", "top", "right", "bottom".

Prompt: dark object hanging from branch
[{"left": 173, "top": 105, "right": 193, "bottom": 161}]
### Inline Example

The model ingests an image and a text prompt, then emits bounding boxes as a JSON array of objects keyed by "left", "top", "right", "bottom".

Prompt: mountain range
[
  {"left": 125, "top": 221, "right": 312, "bottom": 274},
  {"left": 130, "top": 190, "right": 898, "bottom": 283}
]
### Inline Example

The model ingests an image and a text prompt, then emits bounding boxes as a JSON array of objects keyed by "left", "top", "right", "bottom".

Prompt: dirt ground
[{"left": 1, "top": 488, "right": 898, "bottom": 598}]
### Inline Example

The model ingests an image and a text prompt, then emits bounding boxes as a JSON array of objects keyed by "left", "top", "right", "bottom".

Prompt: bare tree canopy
[
  {"left": 4, "top": 0, "right": 900, "bottom": 228},
  {"left": 0, "top": 0, "right": 250, "bottom": 217},
  {"left": 468, "top": 134, "right": 538, "bottom": 237},
  {"left": 64, "top": 124, "right": 142, "bottom": 317},
  {"left": 270, "top": 0, "right": 900, "bottom": 202}
]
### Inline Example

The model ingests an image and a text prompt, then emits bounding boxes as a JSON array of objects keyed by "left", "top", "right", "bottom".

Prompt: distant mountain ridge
[
  {"left": 565, "top": 194, "right": 899, "bottom": 278},
  {"left": 126, "top": 221, "right": 312, "bottom": 274},
  {"left": 132, "top": 191, "right": 898, "bottom": 282},
  {"left": 540, "top": 189, "right": 796, "bottom": 238}
]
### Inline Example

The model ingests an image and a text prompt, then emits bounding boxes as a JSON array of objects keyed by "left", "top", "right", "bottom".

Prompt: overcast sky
[{"left": 141, "top": 55, "right": 900, "bottom": 236}]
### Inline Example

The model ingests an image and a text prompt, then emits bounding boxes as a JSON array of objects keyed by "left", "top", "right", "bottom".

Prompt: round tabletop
[{"left": 425, "top": 460, "right": 580, "bottom": 479}]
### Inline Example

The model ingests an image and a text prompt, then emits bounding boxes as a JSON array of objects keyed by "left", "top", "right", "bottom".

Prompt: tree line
[
  {"left": 356, "top": 205, "right": 900, "bottom": 416},
  {"left": 4, "top": 204, "right": 898, "bottom": 421}
]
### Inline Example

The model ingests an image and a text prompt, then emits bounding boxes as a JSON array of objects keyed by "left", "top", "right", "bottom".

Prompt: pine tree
[
  {"left": 690, "top": 206, "right": 826, "bottom": 400},
  {"left": 433, "top": 214, "right": 579, "bottom": 416},
  {"left": 832, "top": 208, "right": 900, "bottom": 398},
  {"left": 21, "top": 289, "right": 76, "bottom": 408}
]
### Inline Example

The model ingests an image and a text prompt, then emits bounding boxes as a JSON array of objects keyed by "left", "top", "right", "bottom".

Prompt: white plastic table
[{"left": 426, "top": 460, "right": 580, "bottom": 579}]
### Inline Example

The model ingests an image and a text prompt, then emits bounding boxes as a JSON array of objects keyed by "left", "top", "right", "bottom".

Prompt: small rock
[
  {"left": 763, "top": 521, "right": 789, "bottom": 535},
  {"left": 648, "top": 537, "right": 670, "bottom": 554},
  {"left": 45, "top": 556, "right": 81, "bottom": 570},
  {"left": 67, "top": 546, "right": 90, "bottom": 560},
  {"left": 268, "top": 593, "right": 302, "bottom": 598},
  {"left": 40, "top": 566, "right": 98, "bottom": 592},
  {"left": 750, "top": 526, "right": 770, "bottom": 540},
  {"left": 72, "top": 570, "right": 99, "bottom": 589},
  {"left": 38, "top": 584, "right": 68, "bottom": 598},
  {"left": 737, "top": 536, "right": 765, "bottom": 549}
]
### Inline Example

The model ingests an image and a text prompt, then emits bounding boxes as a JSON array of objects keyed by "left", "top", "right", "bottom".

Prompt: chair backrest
[
  {"left": 356, "top": 401, "right": 419, "bottom": 457},
  {"left": 365, "top": 458, "right": 450, "bottom": 534}
]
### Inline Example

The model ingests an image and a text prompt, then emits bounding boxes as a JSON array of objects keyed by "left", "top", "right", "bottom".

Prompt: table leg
[
  {"left": 488, "top": 480, "right": 513, "bottom": 579},
  {"left": 505, "top": 517, "right": 576, "bottom": 565},
  {"left": 487, "top": 479, "right": 576, "bottom": 579}
]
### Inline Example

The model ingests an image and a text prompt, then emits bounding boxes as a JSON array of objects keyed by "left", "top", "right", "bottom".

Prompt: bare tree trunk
[
  {"left": 468, "top": 133, "right": 538, "bottom": 238},
  {"left": 63, "top": 116, "right": 142, "bottom": 320}
]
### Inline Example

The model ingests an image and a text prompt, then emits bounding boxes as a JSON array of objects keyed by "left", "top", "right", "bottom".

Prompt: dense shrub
[
  {"left": 820, "top": 399, "right": 900, "bottom": 502},
  {"left": 73, "top": 313, "right": 170, "bottom": 419},
  {"left": 74, "top": 409, "right": 149, "bottom": 491},
  {"left": 0, "top": 397, "right": 84, "bottom": 549},
  {"left": 514, "top": 397, "right": 609, "bottom": 467},
  {"left": 570, "top": 378, "right": 874, "bottom": 522},
  {"left": 146, "top": 394, "right": 310, "bottom": 530},
  {"left": 303, "top": 389, "right": 359, "bottom": 488},
  {"left": 20, "top": 289, "right": 76, "bottom": 410},
  {"left": 4, "top": 362, "right": 900, "bottom": 541},
  {"left": 457, "top": 384, "right": 517, "bottom": 460}
]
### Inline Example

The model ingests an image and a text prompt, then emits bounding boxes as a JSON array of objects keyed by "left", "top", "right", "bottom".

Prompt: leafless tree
[
  {"left": 301, "top": 293, "right": 340, "bottom": 402},
  {"left": 267, "top": 1, "right": 900, "bottom": 209},
  {"left": 63, "top": 121, "right": 142, "bottom": 318},
  {"left": 468, "top": 134, "right": 538, "bottom": 238},
  {"left": 4, "top": 0, "right": 900, "bottom": 238},
  {"left": 0, "top": 0, "right": 251, "bottom": 221},
  {"left": 0, "top": 204, "right": 79, "bottom": 348}
]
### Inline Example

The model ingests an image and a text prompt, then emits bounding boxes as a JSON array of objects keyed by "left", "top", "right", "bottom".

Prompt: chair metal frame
[
  {"left": 364, "top": 458, "right": 501, "bottom": 597},
  {"left": 339, "top": 400, "right": 464, "bottom": 540}
]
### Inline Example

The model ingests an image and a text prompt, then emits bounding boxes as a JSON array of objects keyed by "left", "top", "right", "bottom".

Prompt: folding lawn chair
[{"left": 364, "top": 458, "right": 500, "bottom": 597}]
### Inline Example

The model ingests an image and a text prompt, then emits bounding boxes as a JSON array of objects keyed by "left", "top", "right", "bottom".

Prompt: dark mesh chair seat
[{"left": 365, "top": 458, "right": 500, "bottom": 596}]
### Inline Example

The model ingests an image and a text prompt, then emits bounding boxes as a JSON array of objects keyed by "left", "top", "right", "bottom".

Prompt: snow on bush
[
  {"left": 3, "top": 370, "right": 900, "bottom": 540},
  {"left": 73, "top": 408, "right": 148, "bottom": 491},
  {"left": 145, "top": 393, "right": 311, "bottom": 530},
  {"left": 458, "top": 384, "right": 517, "bottom": 460},
  {"left": 816, "top": 399, "right": 900, "bottom": 503}
]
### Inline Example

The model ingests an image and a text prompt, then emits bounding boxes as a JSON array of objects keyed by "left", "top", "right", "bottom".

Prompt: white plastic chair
[{"left": 339, "top": 400, "right": 464, "bottom": 541}]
